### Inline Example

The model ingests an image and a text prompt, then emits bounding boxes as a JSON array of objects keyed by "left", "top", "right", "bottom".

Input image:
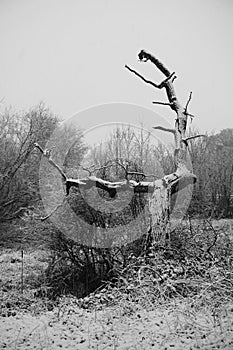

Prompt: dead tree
[{"left": 35, "top": 50, "right": 203, "bottom": 245}]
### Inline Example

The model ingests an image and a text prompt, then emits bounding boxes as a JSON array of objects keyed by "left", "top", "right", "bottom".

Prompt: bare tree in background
[
  {"left": 0, "top": 104, "right": 57, "bottom": 223},
  {"left": 0, "top": 103, "right": 86, "bottom": 224},
  {"left": 35, "top": 50, "right": 204, "bottom": 246},
  {"left": 189, "top": 129, "right": 233, "bottom": 217}
]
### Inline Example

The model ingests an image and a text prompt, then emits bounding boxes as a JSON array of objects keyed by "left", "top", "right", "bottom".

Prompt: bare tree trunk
[{"left": 125, "top": 51, "right": 204, "bottom": 244}]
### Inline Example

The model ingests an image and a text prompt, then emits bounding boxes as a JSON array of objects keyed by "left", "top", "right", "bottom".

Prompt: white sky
[{"left": 0, "top": 0, "right": 233, "bottom": 141}]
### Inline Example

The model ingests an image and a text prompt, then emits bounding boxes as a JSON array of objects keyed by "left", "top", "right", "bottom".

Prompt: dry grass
[{"left": 1, "top": 219, "right": 233, "bottom": 349}]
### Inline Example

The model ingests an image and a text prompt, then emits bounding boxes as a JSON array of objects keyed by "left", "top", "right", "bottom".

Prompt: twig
[
  {"left": 153, "top": 126, "right": 176, "bottom": 134},
  {"left": 21, "top": 249, "right": 24, "bottom": 294},
  {"left": 113, "top": 160, "right": 157, "bottom": 180},
  {"left": 184, "top": 92, "right": 196, "bottom": 121},
  {"left": 185, "top": 113, "right": 195, "bottom": 119},
  {"left": 184, "top": 92, "right": 192, "bottom": 114},
  {"left": 40, "top": 198, "right": 66, "bottom": 221},
  {"left": 78, "top": 162, "right": 114, "bottom": 176},
  {"left": 152, "top": 101, "right": 174, "bottom": 107},
  {"left": 125, "top": 64, "right": 159, "bottom": 88},
  {"left": 188, "top": 214, "right": 194, "bottom": 237},
  {"left": 34, "top": 142, "right": 67, "bottom": 181},
  {"left": 205, "top": 219, "right": 219, "bottom": 256},
  {"left": 77, "top": 163, "right": 94, "bottom": 176},
  {"left": 171, "top": 75, "right": 177, "bottom": 83},
  {"left": 182, "top": 135, "right": 206, "bottom": 143},
  {"left": 127, "top": 171, "right": 158, "bottom": 179},
  {"left": 125, "top": 65, "right": 175, "bottom": 90}
]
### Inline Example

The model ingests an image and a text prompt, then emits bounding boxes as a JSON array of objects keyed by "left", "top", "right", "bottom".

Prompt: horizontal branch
[
  {"left": 183, "top": 134, "right": 206, "bottom": 143},
  {"left": 34, "top": 144, "right": 196, "bottom": 199},
  {"left": 152, "top": 126, "right": 176, "bottom": 135},
  {"left": 66, "top": 170, "right": 196, "bottom": 196},
  {"left": 152, "top": 101, "right": 173, "bottom": 107},
  {"left": 66, "top": 176, "right": 154, "bottom": 196},
  {"left": 185, "top": 112, "right": 195, "bottom": 119}
]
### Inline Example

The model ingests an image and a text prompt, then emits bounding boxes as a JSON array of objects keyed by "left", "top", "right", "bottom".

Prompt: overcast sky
[{"left": 0, "top": 0, "right": 233, "bottom": 140}]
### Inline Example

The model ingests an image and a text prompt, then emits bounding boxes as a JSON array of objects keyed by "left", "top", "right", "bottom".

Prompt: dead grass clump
[{"left": 75, "top": 219, "right": 233, "bottom": 315}]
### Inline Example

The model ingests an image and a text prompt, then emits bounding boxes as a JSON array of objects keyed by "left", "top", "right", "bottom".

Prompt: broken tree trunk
[
  {"left": 35, "top": 50, "right": 202, "bottom": 245},
  {"left": 127, "top": 50, "right": 199, "bottom": 243}
]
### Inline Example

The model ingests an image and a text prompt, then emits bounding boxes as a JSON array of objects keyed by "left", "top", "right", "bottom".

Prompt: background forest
[{"left": 1, "top": 103, "right": 232, "bottom": 229}]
